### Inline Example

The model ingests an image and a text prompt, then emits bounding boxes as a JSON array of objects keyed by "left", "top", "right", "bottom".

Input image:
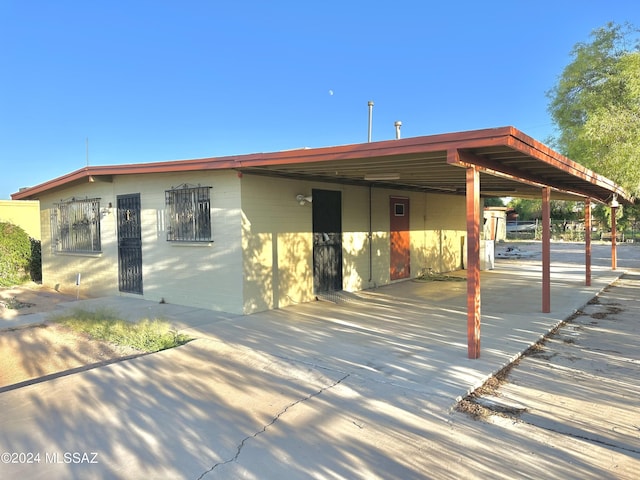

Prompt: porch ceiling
[
  {"left": 238, "top": 147, "right": 549, "bottom": 198},
  {"left": 235, "top": 127, "right": 629, "bottom": 204}
]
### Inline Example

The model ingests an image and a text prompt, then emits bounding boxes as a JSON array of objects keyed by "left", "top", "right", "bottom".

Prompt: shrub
[{"left": 0, "top": 222, "right": 32, "bottom": 286}]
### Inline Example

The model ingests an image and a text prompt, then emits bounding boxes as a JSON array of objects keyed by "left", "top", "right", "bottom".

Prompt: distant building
[{"left": 484, "top": 206, "right": 507, "bottom": 241}]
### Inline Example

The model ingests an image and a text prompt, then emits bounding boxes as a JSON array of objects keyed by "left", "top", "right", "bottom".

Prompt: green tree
[
  {"left": 508, "top": 198, "right": 581, "bottom": 221},
  {"left": 483, "top": 197, "right": 505, "bottom": 207},
  {"left": 547, "top": 22, "right": 640, "bottom": 196},
  {"left": 508, "top": 198, "right": 541, "bottom": 220}
]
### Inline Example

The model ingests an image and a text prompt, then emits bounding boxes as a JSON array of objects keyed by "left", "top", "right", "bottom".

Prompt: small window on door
[{"left": 394, "top": 203, "right": 405, "bottom": 216}]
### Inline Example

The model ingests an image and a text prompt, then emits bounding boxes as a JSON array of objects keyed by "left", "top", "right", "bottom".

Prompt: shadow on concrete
[{"left": 1, "top": 242, "right": 639, "bottom": 478}]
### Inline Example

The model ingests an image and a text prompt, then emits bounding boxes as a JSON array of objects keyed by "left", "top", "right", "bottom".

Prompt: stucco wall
[
  {"left": 240, "top": 175, "right": 466, "bottom": 314},
  {"left": 35, "top": 170, "right": 465, "bottom": 315},
  {"left": 0, "top": 200, "right": 41, "bottom": 239},
  {"left": 37, "top": 171, "right": 244, "bottom": 313},
  {"left": 116, "top": 171, "right": 244, "bottom": 313},
  {"left": 419, "top": 192, "right": 466, "bottom": 274},
  {"left": 38, "top": 181, "right": 119, "bottom": 298},
  {"left": 365, "top": 190, "right": 465, "bottom": 283},
  {"left": 240, "top": 174, "right": 315, "bottom": 314}
]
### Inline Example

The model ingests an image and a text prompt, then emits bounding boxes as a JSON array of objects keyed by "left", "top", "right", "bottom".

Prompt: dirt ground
[{"left": 0, "top": 283, "right": 141, "bottom": 389}]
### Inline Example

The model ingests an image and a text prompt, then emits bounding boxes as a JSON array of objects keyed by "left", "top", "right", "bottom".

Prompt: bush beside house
[{"left": 0, "top": 222, "right": 42, "bottom": 286}]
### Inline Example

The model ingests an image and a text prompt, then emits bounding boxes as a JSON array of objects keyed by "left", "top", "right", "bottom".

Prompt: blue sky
[{"left": 1, "top": 1, "right": 639, "bottom": 199}]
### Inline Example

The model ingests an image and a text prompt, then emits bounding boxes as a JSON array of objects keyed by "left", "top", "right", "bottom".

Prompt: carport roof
[{"left": 12, "top": 126, "right": 630, "bottom": 204}]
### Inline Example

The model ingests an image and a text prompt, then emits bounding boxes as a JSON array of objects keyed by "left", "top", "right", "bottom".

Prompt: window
[
  {"left": 165, "top": 184, "right": 212, "bottom": 242},
  {"left": 51, "top": 198, "right": 102, "bottom": 253}
]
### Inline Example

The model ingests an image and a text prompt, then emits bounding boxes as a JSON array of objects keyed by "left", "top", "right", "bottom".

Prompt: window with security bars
[
  {"left": 50, "top": 198, "right": 102, "bottom": 253},
  {"left": 165, "top": 184, "right": 212, "bottom": 242}
]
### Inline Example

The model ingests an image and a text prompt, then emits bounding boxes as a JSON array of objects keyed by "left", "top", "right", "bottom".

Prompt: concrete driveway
[{"left": 0, "top": 242, "right": 638, "bottom": 479}]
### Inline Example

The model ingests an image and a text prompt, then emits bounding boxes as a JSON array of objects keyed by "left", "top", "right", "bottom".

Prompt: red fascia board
[
  {"left": 505, "top": 132, "right": 630, "bottom": 202},
  {"left": 16, "top": 126, "right": 625, "bottom": 203},
  {"left": 11, "top": 156, "right": 243, "bottom": 199},
  {"left": 235, "top": 126, "right": 515, "bottom": 169},
  {"left": 12, "top": 126, "right": 516, "bottom": 199}
]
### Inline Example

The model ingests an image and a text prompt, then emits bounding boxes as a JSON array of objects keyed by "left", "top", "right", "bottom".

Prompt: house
[
  {"left": 9, "top": 154, "right": 468, "bottom": 315},
  {"left": 12, "top": 127, "right": 629, "bottom": 357}
]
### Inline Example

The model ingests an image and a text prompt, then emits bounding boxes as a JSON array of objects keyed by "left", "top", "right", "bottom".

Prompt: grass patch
[
  {"left": 414, "top": 269, "right": 466, "bottom": 282},
  {"left": 52, "top": 308, "right": 192, "bottom": 353}
]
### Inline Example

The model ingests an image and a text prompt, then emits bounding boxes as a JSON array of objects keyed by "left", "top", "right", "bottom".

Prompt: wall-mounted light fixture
[
  {"left": 296, "top": 194, "right": 312, "bottom": 206},
  {"left": 610, "top": 194, "right": 619, "bottom": 209},
  {"left": 364, "top": 173, "right": 400, "bottom": 181},
  {"left": 101, "top": 202, "right": 113, "bottom": 216}
]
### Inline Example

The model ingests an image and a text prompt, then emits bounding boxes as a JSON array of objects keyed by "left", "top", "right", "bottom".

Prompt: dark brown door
[
  {"left": 313, "top": 189, "right": 342, "bottom": 293},
  {"left": 117, "top": 194, "right": 143, "bottom": 294},
  {"left": 390, "top": 197, "right": 410, "bottom": 280}
]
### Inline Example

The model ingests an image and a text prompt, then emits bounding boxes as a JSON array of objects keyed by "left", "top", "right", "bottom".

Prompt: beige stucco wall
[
  {"left": 363, "top": 190, "right": 466, "bottom": 283},
  {"left": 37, "top": 180, "right": 119, "bottom": 297},
  {"left": 419, "top": 192, "right": 467, "bottom": 274},
  {"left": 0, "top": 200, "right": 41, "bottom": 239},
  {"left": 240, "top": 174, "right": 314, "bottom": 314},
  {"left": 117, "top": 171, "right": 244, "bottom": 313},
  {"left": 37, "top": 171, "right": 244, "bottom": 314},
  {"left": 34, "top": 169, "right": 466, "bottom": 315},
  {"left": 241, "top": 175, "right": 466, "bottom": 314}
]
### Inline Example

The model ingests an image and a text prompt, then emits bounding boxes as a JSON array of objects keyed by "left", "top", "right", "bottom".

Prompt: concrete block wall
[
  {"left": 38, "top": 181, "right": 119, "bottom": 298},
  {"left": 241, "top": 175, "right": 467, "bottom": 313},
  {"left": 240, "top": 174, "right": 314, "bottom": 314},
  {"left": 36, "top": 169, "right": 466, "bottom": 315},
  {"left": 37, "top": 171, "right": 245, "bottom": 313}
]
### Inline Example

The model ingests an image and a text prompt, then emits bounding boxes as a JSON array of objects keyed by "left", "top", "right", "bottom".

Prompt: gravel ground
[{"left": 0, "top": 284, "right": 140, "bottom": 390}]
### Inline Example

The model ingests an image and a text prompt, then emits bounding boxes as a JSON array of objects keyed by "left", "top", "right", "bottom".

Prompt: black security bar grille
[
  {"left": 51, "top": 197, "right": 101, "bottom": 253},
  {"left": 165, "top": 184, "right": 212, "bottom": 242}
]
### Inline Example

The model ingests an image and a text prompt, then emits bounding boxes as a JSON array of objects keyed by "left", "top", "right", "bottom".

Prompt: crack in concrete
[
  {"left": 522, "top": 420, "right": 640, "bottom": 455},
  {"left": 197, "top": 373, "right": 350, "bottom": 479},
  {"left": 268, "top": 351, "right": 438, "bottom": 397}
]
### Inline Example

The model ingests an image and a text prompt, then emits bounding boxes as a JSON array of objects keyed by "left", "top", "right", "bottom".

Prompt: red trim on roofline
[{"left": 11, "top": 126, "right": 629, "bottom": 202}]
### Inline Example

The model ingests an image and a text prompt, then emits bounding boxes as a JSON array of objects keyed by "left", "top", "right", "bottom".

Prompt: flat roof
[{"left": 12, "top": 126, "right": 630, "bottom": 204}]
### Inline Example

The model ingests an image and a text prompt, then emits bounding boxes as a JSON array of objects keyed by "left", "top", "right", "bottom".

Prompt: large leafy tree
[{"left": 547, "top": 22, "right": 640, "bottom": 197}]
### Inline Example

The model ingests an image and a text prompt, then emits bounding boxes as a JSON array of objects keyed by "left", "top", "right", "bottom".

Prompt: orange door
[{"left": 390, "top": 197, "right": 410, "bottom": 280}]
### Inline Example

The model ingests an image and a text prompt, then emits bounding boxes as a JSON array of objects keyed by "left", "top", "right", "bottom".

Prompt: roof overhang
[{"left": 12, "top": 126, "right": 630, "bottom": 204}]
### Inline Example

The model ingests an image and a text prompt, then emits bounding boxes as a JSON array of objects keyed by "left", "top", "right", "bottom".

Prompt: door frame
[
  {"left": 117, "top": 193, "right": 143, "bottom": 294},
  {"left": 312, "top": 189, "right": 343, "bottom": 293},
  {"left": 390, "top": 196, "right": 410, "bottom": 280}
]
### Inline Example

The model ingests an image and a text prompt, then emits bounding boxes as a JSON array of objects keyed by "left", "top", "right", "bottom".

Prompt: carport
[{"left": 235, "top": 126, "right": 631, "bottom": 359}]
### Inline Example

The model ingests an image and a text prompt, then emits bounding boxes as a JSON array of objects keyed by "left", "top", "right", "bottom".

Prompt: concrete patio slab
[{"left": 0, "top": 242, "right": 638, "bottom": 479}]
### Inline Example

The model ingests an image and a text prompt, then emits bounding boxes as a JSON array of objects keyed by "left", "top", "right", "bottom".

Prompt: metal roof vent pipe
[
  {"left": 394, "top": 121, "right": 402, "bottom": 139},
  {"left": 368, "top": 101, "right": 374, "bottom": 142}
]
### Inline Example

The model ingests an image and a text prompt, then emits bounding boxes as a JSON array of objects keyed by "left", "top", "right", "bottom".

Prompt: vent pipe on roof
[
  {"left": 394, "top": 121, "right": 402, "bottom": 139},
  {"left": 367, "top": 101, "right": 374, "bottom": 142}
]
